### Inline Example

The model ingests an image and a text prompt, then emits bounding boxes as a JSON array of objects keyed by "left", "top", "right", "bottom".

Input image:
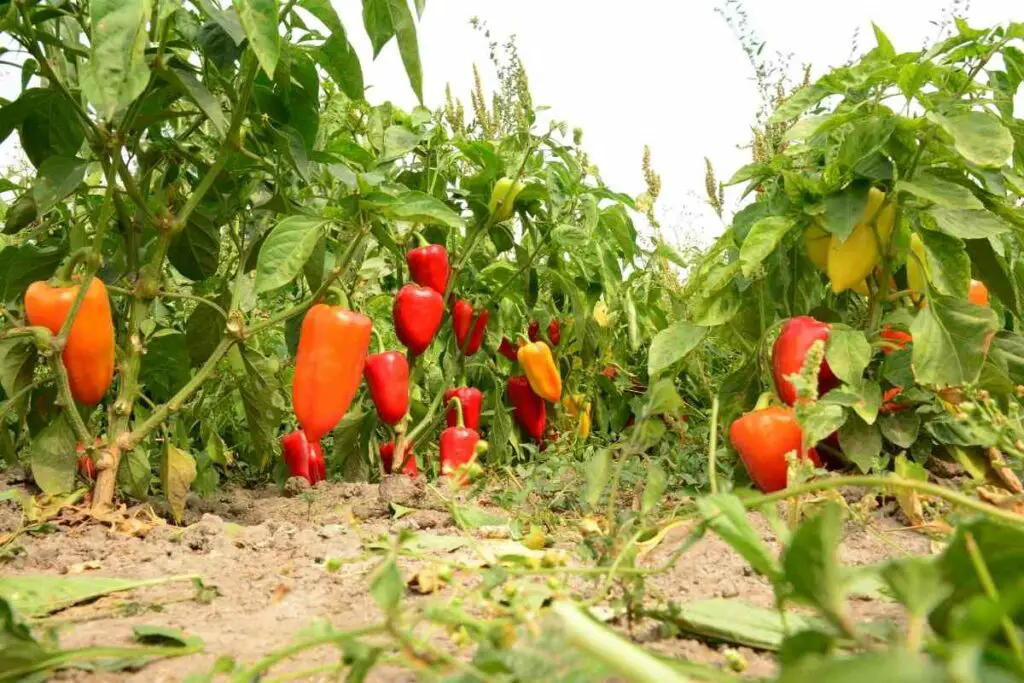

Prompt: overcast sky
[{"left": 333, "top": 0, "right": 1024, "bottom": 245}]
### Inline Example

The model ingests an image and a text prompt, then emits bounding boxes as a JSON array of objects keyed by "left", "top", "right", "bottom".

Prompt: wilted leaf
[{"left": 161, "top": 445, "right": 197, "bottom": 524}]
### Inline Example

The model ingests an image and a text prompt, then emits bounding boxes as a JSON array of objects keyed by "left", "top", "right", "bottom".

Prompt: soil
[{"left": 0, "top": 476, "right": 934, "bottom": 682}]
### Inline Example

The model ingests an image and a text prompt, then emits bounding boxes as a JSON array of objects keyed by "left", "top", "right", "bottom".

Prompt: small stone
[
  {"left": 318, "top": 524, "right": 345, "bottom": 539},
  {"left": 283, "top": 477, "right": 310, "bottom": 498},
  {"left": 718, "top": 582, "right": 739, "bottom": 599}
]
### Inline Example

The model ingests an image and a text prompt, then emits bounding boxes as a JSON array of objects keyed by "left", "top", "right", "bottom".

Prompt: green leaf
[
  {"left": 838, "top": 414, "right": 882, "bottom": 472},
  {"left": 911, "top": 294, "right": 999, "bottom": 387},
  {"left": 185, "top": 305, "right": 225, "bottom": 367},
  {"left": 32, "top": 157, "right": 88, "bottom": 214},
  {"left": 276, "top": 126, "right": 310, "bottom": 181},
  {"left": 117, "top": 447, "right": 151, "bottom": 500},
  {"left": 381, "top": 125, "right": 420, "bottom": 161},
  {"left": 850, "top": 381, "right": 882, "bottom": 426},
  {"left": 314, "top": 33, "right": 364, "bottom": 100},
  {"left": 169, "top": 210, "right": 221, "bottom": 281},
  {"left": 783, "top": 503, "right": 848, "bottom": 627},
  {"left": 880, "top": 557, "right": 950, "bottom": 620},
  {"left": 385, "top": 0, "right": 422, "bottom": 102},
  {"left": 239, "top": 350, "right": 283, "bottom": 471},
  {"left": 739, "top": 216, "right": 795, "bottom": 278},
  {"left": 361, "top": 0, "right": 395, "bottom": 56},
  {"left": 880, "top": 411, "right": 920, "bottom": 449},
  {"left": 4, "top": 194, "right": 38, "bottom": 235},
  {"left": 927, "top": 208, "right": 1011, "bottom": 239},
  {"left": 647, "top": 322, "right": 707, "bottom": 377},
  {"left": 640, "top": 462, "right": 666, "bottom": 516},
  {"left": 84, "top": 0, "right": 154, "bottom": 119},
  {"left": 797, "top": 401, "right": 847, "bottom": 445},
  {"left": 0, "top": 340, "right": 37, "bottom": 418},
  {"left": 669, "top": 599, "right": 821, "bottom": 652},
  {"left": 551, "top": 224, "right": 589, "bottom": 248},
  {"left": 821, "top": 184, "right": 870, "bottom": 242},
  {"left": 370, "top": 559, "right": 403, "bottom": 614},
  {"left": 824, "top": 329, "right": 871, "bottom": 386},
  {"left": 1, "top": 244, "right": 63, "bottom": 303},
  {"left": 29, "top": 416, "right": 77, "bottom": 495},
  {"left": 140, "top": 333, "right": 191, "bottom": 403},
  {"left": 645, "top": 378, "right": 684, "bottom": 417},
  {"left": 696, "top": 494, "right": 783, "bottom": 583},
  {"left": 779, "top": 650, "right": 943, "bottom": 683},
  {"left": 871, "top": 23, "right": 895, "bottom": 58},
  {"left": 0, "top": 574, "right": 198, "bottom": 618},
  {"left": 232, "top": 0, "right": 280, "bottom": 78},
  {"left": 360, "top": 191, "right": 464, "bottom": 230},
  {"left": 965, "top": 238, "right": 1018, "bottom": 315},
  {"left": 897, "top": 174, "right": 984, "bottom": 210},
  {"left": 164, "top": 68, "right": 227, "bottom": 137},
  {"left": 161, "top": 444, "right": 197, "bottom": 524},
  {"left": 298, "top": 0, "right": 345, "bottom": 34},
  {"left": 930, "top": 111, "right": 1013, "bottom": 168},
  {"left": 254, "top": 216, "right": 328, "bottom": 293},
  {"left": 837, "top": 117, "right": 895, "bottom": 172},
  {"left": 916, "top": 228, "right": 969, "bottom": 297},
  {"left": 584, "top": 449, "right": 611, "bottom": 508},
  {"left": 770, "top": 84, "right": 829, "bottom": 124},
  {"left": 11, "top": 89, "right": 86, "bottom": 168}
]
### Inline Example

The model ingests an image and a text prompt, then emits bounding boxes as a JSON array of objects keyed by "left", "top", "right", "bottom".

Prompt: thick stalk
[{"left": 708, "top": 394, "right": 720, "bottom": 495}]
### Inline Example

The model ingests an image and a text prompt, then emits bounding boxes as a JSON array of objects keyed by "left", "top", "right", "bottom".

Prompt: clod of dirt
[
  {"left": 378, "top": 474, "right": 424, "bottom": 507},
  {"left": 282, "top": 477, "right": 310, "bottom": 498}
]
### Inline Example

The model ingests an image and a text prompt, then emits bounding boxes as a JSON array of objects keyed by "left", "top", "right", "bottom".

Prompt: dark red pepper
[
  {"left": 406, "top": 244, "right": 450, "bottom": 295},
  {"left": 445, "top": 386, "right": 483, "bottom": 430},
  {"left": 528, "top": 320, "right": 540, "bottom": 342},
  {"left": 393, "top": 284, "right": 444, "bottom": 356},
  {"left": 547, "top": 319, "right": 561, "bottom": 346},
  {"left": 507, "top": 375, "right": 546, "bottom": 441},
  {"left": 76, "top": 443, "right": 95, "bottom": 481},
  {"left": 281, "top": 430, "right": 313, "bottom": 483},
  {"left": 364, "top": 351, "right": 410, "bottom": 425},
  {"left": 498, "top": 337, "right": 520, "bottom": 361},
  {"left": 440, "top": 398, "right": 486, "bottom": 484},
  {"left": 772, "top": 316, "right": 839, "bottom": 406},
  {"left": 452, "top": 299, "right": 488, "bottom": 356},
  {"left": 380, "top": 441, "right": 418, "bottom": 477}
]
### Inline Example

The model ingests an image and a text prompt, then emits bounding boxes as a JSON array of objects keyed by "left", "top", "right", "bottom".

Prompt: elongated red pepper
[
  {"left": 881, "top": 387, "right": 907, "bottom": 413},
  {"left": 364, "top": 352, "right": 410, "bottom": 425},
  {"left": 452, "top": 299, "right": 488, "bottom": 356},
  {"left": 507, "top": 375, "right": 546, "bottom": 441},
  {"left": 445, "top": 387, "right": 483, "bottom": 430},
  {"left": 498, "top": 337, "right": 520, "bottom": 361},
  {"left": 440, "top": 398, "right": 487, "bottom": 484},
  {"left": 406, "top": 244, "right": 450, "bottom": 295},
  {"left": 772, "top": 316, "right": 838, "bottom": 406},
  {"left": 528, "top": 320, "right": 540, "bottom": 342},
  {"left": 393, "top": 284, "right": 444, "bottom": 356},
  {"left": 281, "top": 430, "right": 312, "bottom": 483},
  {"left": 880, "top": 325, "right": 912, "bottom": 355},
  {"left": 310, "top": 440, "right": 326, "bottom": 483},
  {"left": 293, "top": 305, "right": 372, "bottom": 440},
  {"left": 380, "top": 441, "right": 418, "bottom": 477},
  {"left": 547, "top": 319, "right": 561, "bottom": 346}
]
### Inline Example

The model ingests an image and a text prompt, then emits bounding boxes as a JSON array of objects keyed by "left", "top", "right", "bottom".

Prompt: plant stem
[
  {"left": 708, "top": 394, "right": 720, "bottom": 495},
  {"left": 229, "top": 625, "right": 386, "bottom": 682},
  {"left": 964, "top": 531, "right": 1024, "bottom": 671},
  {"left": 0, "top": 375, "right": 52, "bottom": 421}
]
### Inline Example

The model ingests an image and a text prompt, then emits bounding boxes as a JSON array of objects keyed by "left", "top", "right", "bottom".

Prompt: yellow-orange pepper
[
  {"left": 518, "top": 341, "right": 561, "bottom": 403},
  {"left": 577, "top": 402, "right": 592, "bottom": 439},
  {"left": 827, "top": 187, "right": 895, "bottom": 294}
]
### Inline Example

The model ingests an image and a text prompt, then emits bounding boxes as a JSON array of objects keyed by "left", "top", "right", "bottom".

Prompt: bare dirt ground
[{"left": 0, "top": 476, "right": 933, "bottom": 682}]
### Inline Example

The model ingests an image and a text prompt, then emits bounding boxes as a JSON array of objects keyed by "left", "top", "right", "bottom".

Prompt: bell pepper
[
  {"left": 452, "top": 299, "right": 488, "bottom": 356},
  {"left": 393, "top": 284, "right": 444, "bottom": 356},
  {"left": 498, "top": 337, "right": 520, "bottom": 361},
  {"left": 827, "top": 187, "right": 895, "bottom": 293},
  {"left": 518, "top": 341, "right": 561, "bottom": 403},
  {"left": 281, "top": 430, "right": 313, "bottom": 484},
  {"left": 406, "top": 243, "right": 450, "bottom": 295},
  {"left": 528, "top": 321, "right": 540, "bottom": 342},
  {"left": 771, "top": 316, "right": 838, "bottom": 406},
  {"left": 547, "top": 319, "right": 561, "bottom": 347},
  {"left": 906, "top": 232, "right": 927, "bottom": 298},
  {"left": 293, "top": 304, "right": 372, "bottom": 440},
  {"left": 25, "top": 278, "right": 115, "bottom": 405},
  {"left": 445, "top": 386, "right": 483, "bottom": 430},
  {"left": 440, "top": 397, "right": 487, "bottom": 484},
  {"left": 508, "top": 375, "right": 546, "bottom": 441},
  {"left": 880, "top": 325, "right": 912, "bottom": 355},
  {"left": 380, "top": 441, "right": 418, "bottom": 477},
  {"left": 577, "top": 402, "right": 592, "bottom": 439},
  {"left": 488, "top": 177, "right": 525, "bottom": 222},
  {"left": 364, "top": 351, "right": 410, "bottom": 425},
  {"left": 729, "top": 405, "right": 820, "bottom": 493},
  {"left": 969, "top": 279, "right": 989, "bottom": 307}
]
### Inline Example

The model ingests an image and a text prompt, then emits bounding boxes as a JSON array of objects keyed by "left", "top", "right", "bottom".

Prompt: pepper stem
[
  {"left": 369, "top": 326, "right": 383, "bottom": 355},
  {"left": 753, "top": 391, "right": 773, "bottom": 412},
  {"left": 412, "top": 231, "right": 429, "bottom": 248},
  {"left": 326, "top": 286, "right": 350, "bottom": 309},
  {"left": 450, "top": 397, "right": 464, "bottom": 428}
]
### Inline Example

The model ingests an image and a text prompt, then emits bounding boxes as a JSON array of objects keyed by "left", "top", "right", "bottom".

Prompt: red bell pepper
[
  {"left": 452, "top": 299, "right": 488, "bottom": 356},
  {"left": 547, "top": 319, "right": 561, "bottom": 346},
  {"left": 880, "top": 325, "right": 912, "bottom": 355},
  {"left": 498, "top": 337, "right": 520, "bottom": 361},
  {"left": 507, "top": 375, "right": 546, "bottom": 441},
  {"left": 445, "top": 386, "right": 483, "bottom": 430},
  {"left": 364, "top": 351, "right": 410, "bottom": 425},
  {"left": 406, "top": 243, "right": 450, "bottom": 295},
  {"left": 729, "top": 405, "right": 820, "bottom": 493},
  {"left": 380, "top": 441, "right": 418, "bottom": 477},
  {"left": 281, "top": 430, "right": 313, "bottom": 484},
  {"left": 440, "top": 397, "right": 487, "bottom": 484},
  {"left": 393, "top": 284, "right": 444, "bottom": 356},
  {"left": 772, "top": 316, "right": 839, "bottom": 405}
]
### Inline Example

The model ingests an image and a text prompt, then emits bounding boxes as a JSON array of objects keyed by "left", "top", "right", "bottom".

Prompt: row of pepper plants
[
  {"left": 671, "top": 19, "right": 1024, "bottom": 507},
  {"left": 0, "top": 0, "right": 666, "bottom": 517}
]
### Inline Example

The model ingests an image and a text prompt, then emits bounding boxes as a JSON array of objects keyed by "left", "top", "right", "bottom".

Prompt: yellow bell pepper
[
  {"left": 518, "top": 341, "right": 562, "bottom": 403},
  {"left": 488, "top": 177, "right": 526, "bottom": 222},
  {"left": 577, "top": 402, "right": 592, "bottom": 439},
  {"left": 592, "top": 301, "right": 610, "bottom": 327},
  {"left": 827, "top": 187, "right": 895, "bottom": 294},
  {"left": 804, "top": 223, "right": 830, "bottom": 271},
  {"left": 906, "top": 232, "right": 927, "bottom": 296}
]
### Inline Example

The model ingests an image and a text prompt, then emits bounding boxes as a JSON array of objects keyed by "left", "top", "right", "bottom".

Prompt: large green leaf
[
  {"left": 140, "top": 333, "right": 192, "bottom": 403},
  {"left": 821, "top": 184, "right": 869, "bottom": 242},
  {"left": 185, "top": 305, "right": 225, "bottom": 367},
  {"left": 739, "top": 216, "right": 795, "bottom": 278},
  {"left": 32, "top": 157, "right": 89, "bottom": 214},
  {"left": 29, "top": 416, "right": 77, "bottom": 495},
  {"left": 117, "top": 447, "right": 152, "bottom": 500},
  {"left": 298, "top": 0, "right": 345, "bottom": 34},
  {"left": 84, "top": 0, "right": 154, "bottom": 119},
  {"left": 930, "top": 111, "right": 1014, "bottom": 168},
  {"left": 696, "top": 494, "right": 783, "bottom": 583},
  {"left": 838, "top": 414, "right": 882, "bottom": 472},
  {"left": 783, "top": 504, "right": 848, "bottom": 627},
  {"left": 911, "top": 294, "right": 999, "bottom": 387},
  {"left": 668, "top": 599, "right": 821, "bottom": 651},
  {"left": 0, "top": 574, "right": 197, "bottom": 617},
  {"left": 0, "top": 340, "right": 37, "bottom": 418},
  {"left": 647, "top": 322, "right": 707, "bottom": 377},
  {"left": 360, "top": 191, "right": 464, "bottom": 230},
  {"left": 927, "top": 208, "right": 1011, "bottom": 239},
  {"left": 14, "top": 89, "right": 86, "bottom": 168},
  {"left": 362, "top": 0, "right": 396, "bottom": 56},
  {"left": 239, "top": 350, "right": 283, "bottom": 471},
  {"left": 897, "top": 174, "right": 984, "bottom": 210},
  {"left": 385, "top": 0, "right": 422, "bottom": 102},
  {"left": 916, "top": 228, "right": 969, "bottom": 297},
  {"left": 779, "top": 651, "right": 942, "bottom": 683},
  {"left": 1, "top": 244, "right": 64, "bottom": 303},
  {"left": 163, "top": 68, "right": 227, "bottom": 137},
  {"left": 168, "top": 210, "right": 221, "bottom": 281},
  {"left": 315, "top": 33, "right": 364, "bottom": 100},
  {"left": 824, "top": 328, "right": 870, "bottom": 386},
  {"left": 254, "top": 216, "right": 328, "bottom": 293},
  {"left": 232, "top": 0, "right": 280, "bottom": 78}
]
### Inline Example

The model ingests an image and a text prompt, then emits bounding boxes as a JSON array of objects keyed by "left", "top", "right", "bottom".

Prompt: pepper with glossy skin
[
  {"left": 804, "top": 223, "right": 831, "bottom": 271},
  {"left": 380, "top": 441, "right": 418, "bottom": 476},
  {"left": 772, "top": 316, "right": 838, "bottom": 406},
  {"left": 488, "top": 177, "right": 526, "bottom": 222},
  {"left": 518, "top": 341, "right": 561, "bottom": 403},
  {"left": 445, "top": 387, "right": 483, "bottom": 430},
  {"left": 577, "top": 402, "right": 592, "bottom": 439},
  {"left": 498, "top": 337, "right": 520, "bottom": 361},
  {"left": 528, "top": 321, "right": 540, "bottom": 342},
  {"left": 880, "top": 325, "right": 912, "bottom": 355},
  {"left": 293, "top": 305, "right": 372, "bottom": 440},
  {"left": 281, "top": 430, "right": 313, "bottom": 483},
  {"left": 25, "top": 278, "right": 115, "bottom": 405},
  {"left": 440, "top": 398, "right": 487, "bottom": 484},
  {"left": 452, "top": 300, "right": 488, "bottom": 356},
  {"left": 508, "top": 376, "right": 546, "bottom": 441},
  {"left": 729, "top": 406, "right": 821, "bottom": 493},
  {"left": 364, "top": 352, "right": 410, "bottom": 425},
  {"left": 406, "top": 244, "right": 450, "bottom": 295},
  {"left": 393, "top": 284, "right": 444, "bottom": 356},
  {"left": 547, "top": 319, "right": 561, "bottom": 347},
  {"left": 827, "top": 187, "right": 896, "bottom": 294},
  {"left": 907, "top": 232, "right": 927, "bottom": 297},
  {"left": 310, "top": 440, "right": 326, "bottom": 484},
  {"left": 969, "top": 279, "right": 990, "bottom": 307}
]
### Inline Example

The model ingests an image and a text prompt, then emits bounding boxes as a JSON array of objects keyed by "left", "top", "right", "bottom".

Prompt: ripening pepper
[
  {"left": 881, "top": 387, "right": 907, "bottom": 414},
  {"left": 446, "top": 386, "right": 483, "bottom": 430},
  {"left": 380, "top": 441, "right": 418, "bottom": 477},
  {"left": 393, "top": 284, "right": 444, "bottom": 356},
  {"left": 281, "top": 430, "right": 313, "bottom": 484},
  {"left": 488, "top": 177, "right": 526, "bottom": 222},
  {"left": 440, "top": 398, "right": 487, "bottom": 484},
  {"left": 969, "top": 279, "right": 989, "bottom": 307},
  {"left": 547, "top": 319, "right": 561, "bottom": 346},
  {"left": 508, "top": 375, "right": 547, "bottom": 441},
  {"left": 452, "top": 300, "right": 488, "bottom": 356},
  {"left": 293, "top": 305, "right": 372, "bottom": 440},
  {"left": 804, "top": 223, "right": 831, "bottom": 271},
  {"left": 771, "top": 316, "right": 838, "bottom": 406},
  {"left": 827, "top": 187, "right": 895, "bottom": 294},
  {"left": 880, "top": 325, "right": 912, "bottom": 355},
  {"left": 906, "top": 232, "right": 927, "bottom": 297},
  {"left": 577, "top": 402, "right": 592, "bottom": 439},
  {"left": 406, "top": 244, "right": 450, "bottom": 295},
  {"left": 364, "top": 351, "right": 410, "bottom": 425},
  {"left": 729, "top": 405, "right": 821, "bottom": 493},
  {"left": 518, "top": 341, "right": 561, "bottom": 403},
  {"left": 498, "top": 337, "right": 520, "bottom": 361},
  {"left": 25, "top": 278, "right": 115, "bottom": 405}
]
